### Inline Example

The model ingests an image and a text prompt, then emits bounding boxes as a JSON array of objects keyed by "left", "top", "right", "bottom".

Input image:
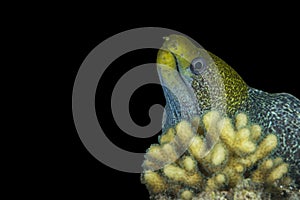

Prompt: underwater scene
[{"left": 141, "top": 35, "right": 300, "bottom": 200}]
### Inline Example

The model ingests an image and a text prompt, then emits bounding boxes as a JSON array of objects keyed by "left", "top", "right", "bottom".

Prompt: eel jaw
[
  {"left": 156, "top": 46, "right": 200, "bottom": 131},
  {"left": 156, "top": 35, "right": 208, "bottom": 122}
]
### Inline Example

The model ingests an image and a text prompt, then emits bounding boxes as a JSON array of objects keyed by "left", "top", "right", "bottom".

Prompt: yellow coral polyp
[
  {"left": 161, "top": 143, "right": 178, "bottom": 163},
  {"left": 163, "top": 164, "right": 202, "bottom": 187},
  {"left": 218, "top": 118, "right": 235, "bottom": 148},
  {"left": 235, "top": 128, "right": 256, "bottom": 155},
  {"left": 251, "top": 134, "right": 278, "bottom": 163},
  {"left": 180, "top": 190, "right": 193, "bottom": 200},
  {"left": 142, "top": 160, "right": 159, "bottom": 171},
  {"left": 236, "top": 128, "right": 251, "bottom": 141},
  {"left": 176, "top": 120, "right": 194, "bottom": 147},
  {"left": 262, "top": 159, "right": 274, "bottom": 170},
  {"left": 189, "top": 135, "right": 206, "bottom": 162},
  {"left": 203, "top": 110, "right": 220, "bottom": 133},
  {"left": 238, "top": 141, "right": 256, "bottom": 154},
  {"left": 206, "top": 173, "right": 226, "bottom": 191},
  {"left": 159, "top": 127, "right": 175, "bottom": 144},
  {"left": 235, "top": 113, "right": 248, "bottom": 129},
  {"left": 250, "top": 124, "right": 261, "bottom": 141},
  {"left": 142, "top": 111, "right": 291, "bottom": 199},
  {"left": 147, "top": 145, "right": 165, "bottom": 162},
  {"left": 266, "top": 163, "right": 289, "bottom": 184},
  {"left": 181, "top": 156, "right": 197, "bottom": 172},
  {"left": 143, "top": 171, "right": 166, "bottom": 194},
  {"left": 234, "top": 164, "right": 244, "bottom": 173},
  {"left": 210, "top": 143, "right": 227, "bottom": 166},
  {"left": 251, "top": 159, "right": 274, "bottom": 183},
  {"left": 273, "top": 157, "right": 283, "bottom": 166}
]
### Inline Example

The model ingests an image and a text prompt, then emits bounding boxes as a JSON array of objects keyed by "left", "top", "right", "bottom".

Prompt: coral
[{"left": 141, "top": 111, "right": 298, "bottom": 199}]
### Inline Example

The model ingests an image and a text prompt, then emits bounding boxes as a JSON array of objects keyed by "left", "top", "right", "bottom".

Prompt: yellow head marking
[
  {"left": 156, "top": 49, "right": 176, "bottom": 70},
  {"left": 159, "top": 35, "right": 202, "bottom": 70}
]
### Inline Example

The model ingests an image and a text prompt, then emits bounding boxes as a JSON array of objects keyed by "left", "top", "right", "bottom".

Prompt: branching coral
[{"left": 141, "top": 111, "right": 293, "bottom": 199}]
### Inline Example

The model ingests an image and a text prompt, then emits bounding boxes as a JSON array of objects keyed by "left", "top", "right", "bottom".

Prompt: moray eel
[{"left": 156, "top": 34, "right": 300, "bottom": 185}]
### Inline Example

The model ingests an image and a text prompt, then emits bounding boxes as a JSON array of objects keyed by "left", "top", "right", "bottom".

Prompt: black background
[{"left": 66, "top": 15, "right": 300, "bottom": 199}]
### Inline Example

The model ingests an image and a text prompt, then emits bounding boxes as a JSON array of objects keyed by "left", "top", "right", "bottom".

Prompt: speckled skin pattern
[
  {"left": 157, "top": 35, "right": 300, "bottom": 186},
  {"left": 245, "top": 88, "right": 300, "bottom": 185}
]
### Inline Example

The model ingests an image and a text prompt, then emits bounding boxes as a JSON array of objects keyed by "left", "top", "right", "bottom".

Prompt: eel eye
[{"left": 190, "top": 57, "right": 206, "bottom": 75}]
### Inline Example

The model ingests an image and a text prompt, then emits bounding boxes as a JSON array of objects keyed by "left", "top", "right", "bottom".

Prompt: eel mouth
[
  {"left": 155, "top": 36, "right": 200, "bottom": 131},
  {"left": 156, "top": 50, "right": 188, "bottom": 86},
  {"left": 155, "top": 35, "right": 203, "bottom": 127}
]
